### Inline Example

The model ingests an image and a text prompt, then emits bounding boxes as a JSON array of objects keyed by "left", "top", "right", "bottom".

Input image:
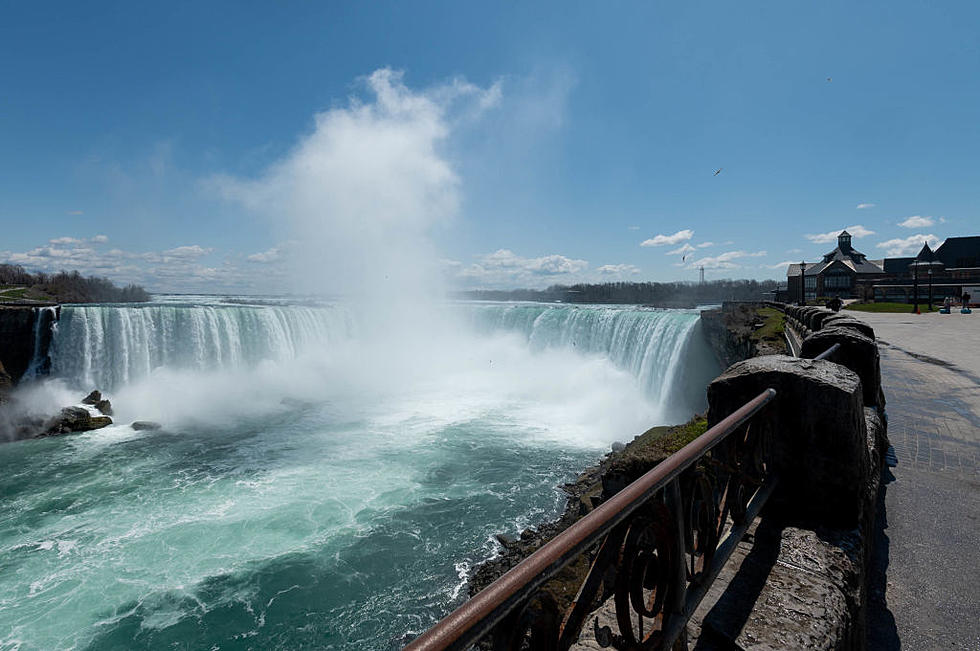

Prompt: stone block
[
  {"left": 800, "top": 327, "right": 884, "bottom": 409},
  {"left": 819, "top": 315, "right": 875, "bottom": 340},
  {"left": 707, "top": 356, "right": 869, "bottom": 528}
]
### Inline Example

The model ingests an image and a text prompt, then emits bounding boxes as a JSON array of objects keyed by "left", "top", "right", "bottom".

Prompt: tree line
[
  {"left": 0, "top": 264, "right": 150, "bottom": 303},
  {"left": 457, "top": 279, "right": 779, "bottom": 307}
]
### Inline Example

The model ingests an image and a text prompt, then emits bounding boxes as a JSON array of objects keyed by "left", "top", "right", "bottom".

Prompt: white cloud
[
  {"left": 765, "top": 260, "right": 797, "bottom": 270},
  {"left": 787, "top": 248, "right": 802, "bottom": 254},
  {"left": 627, "top": 225, "right": 640, "bottom": 231},
  {"left": 683, "top": 250, "right": 767, "bottom": 270},
  {"left": 805, "top": 225, "right": 875, "bottom": 244},
  {"left": 876, "top": 234, "right": 943, "bottom": 257},
  {"left": 0, "top": 236, "right": 257, "bottom": 293},
  {"left": 596, "top": 264, "right": 641, "bottom": 276},
  {"left": 161, "top": 245, "right": 212, "bottom": 259},
  {"left": 897, "top": 215, "right": 935, "bottom": 228},
  {"left": 640, "top": 229, "right": 694, "bottom": 247},
  {"left": 246, "top": 246, "right": 283, "bottom": 263},
  {"left": 856, "top": 203, "right": 875, "bottom": 210},
  {"left": 49, "top": 237, "right": 83, "bottom": 245},
  {"left": 696, "top": 242, "right": 714, "bottom": 248},
  {"left": 666, "top": 243, "right": 696, "bottom": 256},
  {"left": 459, "top": 249, "right": 589, "bottom": 287}
]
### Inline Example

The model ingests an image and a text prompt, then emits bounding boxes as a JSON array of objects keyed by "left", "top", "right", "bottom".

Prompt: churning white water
[{"left": 0, "top": 296, "right": 719, "bottom": 650}]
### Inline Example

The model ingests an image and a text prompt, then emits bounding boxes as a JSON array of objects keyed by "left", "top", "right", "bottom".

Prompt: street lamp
[
  {"left": 911, "top": 261, "right": 919, "bottom": 313},
  {"left": 800, "top": 260, "right": 806, "bottom": 306}
]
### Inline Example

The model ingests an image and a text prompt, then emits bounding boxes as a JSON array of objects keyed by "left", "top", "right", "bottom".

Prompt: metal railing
[
  {"left": 406, "top": 388, "right": 778, "bottom": 651},
  {"left": 813, "top": 342, "right": 841, "bottom": 361}
]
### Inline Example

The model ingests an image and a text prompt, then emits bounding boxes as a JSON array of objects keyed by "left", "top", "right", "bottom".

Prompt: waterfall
[
  {"left": 48, "top": 300, "right": 718, "bottom": 420},
  {"left": 23, "top": 306, "right": 57, "bottom": 380},
  {"left": 50, "top": 302, "right": 356, "bottom": 390},
  {"left": 463, "top": 302, "right": 718, "bottom": 419}
]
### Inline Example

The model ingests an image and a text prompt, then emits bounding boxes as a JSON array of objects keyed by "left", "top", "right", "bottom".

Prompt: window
[
  {"left": 823, "top": 273, "right": 852, "bottom": 289},
  {"left": 804, "top": 276, "right": 816, "bottom": 289}
]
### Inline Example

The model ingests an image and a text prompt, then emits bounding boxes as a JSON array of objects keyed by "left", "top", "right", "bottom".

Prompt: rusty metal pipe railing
[
  {"left": 405, "top": 388, "right": 777, "bottom": 651},
  {"left": 814, "top": 342, "right": 841, "bottom": 361}
]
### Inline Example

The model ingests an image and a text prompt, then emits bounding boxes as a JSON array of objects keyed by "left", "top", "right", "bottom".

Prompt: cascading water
[
  {"left": 22, "top": 306, "right": 57, "bottom": 381},
  {"left": 51, "top": 301, "right": 356, "bottom": 390},
  {"left": 0, "top": 296, "right": 719, "bottom": 650}
]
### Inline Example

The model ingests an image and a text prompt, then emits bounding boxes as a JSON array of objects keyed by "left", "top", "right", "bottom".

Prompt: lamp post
[
  {"left": 800, "top": 260, "right": 806, "bottom": 306},
  {"left": 911, "top": 262, "right": 919, "bottom": 313},
  {"left": 928, "top": 265, "right": 934, "bottom": 311}
]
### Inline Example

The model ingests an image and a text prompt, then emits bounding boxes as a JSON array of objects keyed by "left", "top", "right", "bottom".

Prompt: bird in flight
[
  {"left": 827, "top": 77, "right": 832, "bottom": 82},
  {"left": 714, "top": 168, "right": 722, "bottom": 176}
]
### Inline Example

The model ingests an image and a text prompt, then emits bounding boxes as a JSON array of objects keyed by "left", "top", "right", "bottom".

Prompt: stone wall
[{"left": 693, "top": 303, "right": 888, "bottom": 650}]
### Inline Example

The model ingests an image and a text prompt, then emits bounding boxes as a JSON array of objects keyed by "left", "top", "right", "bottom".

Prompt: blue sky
[{"left": 1, "top": 1, "right": 978, "bottom": 293}]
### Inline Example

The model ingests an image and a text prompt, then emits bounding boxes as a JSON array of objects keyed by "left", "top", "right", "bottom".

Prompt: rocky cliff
[
  {"left": 0, "top": 305, "right": 58, "bottom": 385},
  {"left": 700, "top": 303, "right": 787, "bottom": 368}
]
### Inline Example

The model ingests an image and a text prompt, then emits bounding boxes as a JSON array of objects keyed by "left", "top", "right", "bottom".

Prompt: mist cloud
[{"left": 212, "top": 68, "right": 501, "bottom": 300}]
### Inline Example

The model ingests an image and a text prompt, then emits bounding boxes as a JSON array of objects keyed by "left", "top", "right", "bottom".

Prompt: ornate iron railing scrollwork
[{"left": 405, "top": 388, "right": 777, "bottom": 651}]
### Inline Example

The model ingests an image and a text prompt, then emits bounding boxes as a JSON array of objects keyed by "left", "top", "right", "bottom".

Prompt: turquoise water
[{"left": 0, "top": 299, "right": 718, "bottom": 650}]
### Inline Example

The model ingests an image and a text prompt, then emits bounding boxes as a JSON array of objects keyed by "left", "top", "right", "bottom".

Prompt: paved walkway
[
  {"left": 847, "top": 309, "right": 980, "bottom": 379},
  {"left": 849, "top": 311, "right": 980, "bottom": 650}
]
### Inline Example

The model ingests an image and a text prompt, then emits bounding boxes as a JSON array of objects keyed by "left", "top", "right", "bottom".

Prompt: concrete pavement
[
  {"left": 847, "top": 309, "right": 980, "bottom": 379},
  {"left": 848, "top": 310, "right": 980, "bottom": 650}
]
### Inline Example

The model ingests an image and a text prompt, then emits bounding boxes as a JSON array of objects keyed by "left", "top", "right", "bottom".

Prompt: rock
[
  {"left": 707, "top": 355, "right": 869, "bottom": 528},
  {"left": 42, "top": 406, "right": 112, "bottom": 436},
  {"left": 131, "top": 421, "right": 162, "bottom": 431},
  {"left": 820, "top": 314, "right": 876, "bottom": 339},
  {"left": 610, "top": 441, "right": 626, "bottom": 453},
  {"left": 94, "top": 399, "right": 113, "bottom": 415},
  {"left": 81, "top": 390, "right": 102, "bottom": 405},
  {"left": 801, "top": 326, "right": 885, "bottom": 409},
  {"left": 495, "top": 533, "right": 519, "bottom": 548}
]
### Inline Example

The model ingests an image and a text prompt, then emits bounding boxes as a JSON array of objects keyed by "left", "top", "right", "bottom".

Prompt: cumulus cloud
[
  {"left": 640, "top": 229, "right": 693, "bottom": 247},
  {"left": 876, "top": 234, "right": 943, "bottom": 257},
  {"left": 682, "top": 250, "right": 767, "bottom": 270},
  {"left": 161, "top": 245, "right": 212, "bottom": 259},
  {"left": 0, "top": 236, "right": 265, "bottom": 294},
  {"left": 805, "top": 225, "right": 875, "bottom": 244},
  {"left": 764, "top": 260, "right": 797, "bottom": 270},
  {"left": 460, "top": 249, "right": 588, "bottom": 287},
  {"left": 246, "top": 246, "right": 283, "bottom": 263},
  {"left": 596, "top": 263, "right": 641, "bottom": 276},
  {"left": 856, "top": 203, "right": 875, "bottom": 210},
  {"left": 666, "top": 243, "right": 696, "bottom": 256},
  {"left": 897, "top": 215, "right": 935, "bottom": 228}
]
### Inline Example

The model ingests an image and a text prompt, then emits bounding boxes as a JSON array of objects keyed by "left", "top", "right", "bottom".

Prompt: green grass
[
  {"left": 845, "top": 301, "right": 921, "bottom": 313},
  {"left": 0, "top": 287, "right": 30, "bottom": 300},
  {"left": 750, "top": 307, "right": 786, "bottom": 346}
]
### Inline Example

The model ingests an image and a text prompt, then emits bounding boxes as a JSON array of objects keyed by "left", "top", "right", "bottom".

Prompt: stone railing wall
[{"left": 694, "top": 302, "right": 887, "bottom": 649}]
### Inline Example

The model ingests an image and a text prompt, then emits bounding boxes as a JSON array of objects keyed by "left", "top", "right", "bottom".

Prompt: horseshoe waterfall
[{"left": 0, "top": 297, "right": 719, "bottom": 650}]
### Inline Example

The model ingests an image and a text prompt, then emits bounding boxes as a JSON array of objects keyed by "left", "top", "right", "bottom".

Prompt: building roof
[
  {"left": 935, "top": 236, "right": 980, "bottom": 268},
  {"left": 883, "top": 257, "right": 914, "bottom": 274},
  {"left": 812, "top": 230, "right": 883, "bottom": 274}
]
